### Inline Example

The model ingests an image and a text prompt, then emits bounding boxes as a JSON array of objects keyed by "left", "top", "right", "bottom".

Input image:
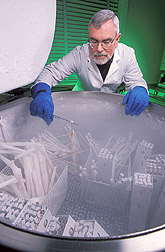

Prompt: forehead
[{"left": 88, "top": 19, "right": 116, "bottom": 40}]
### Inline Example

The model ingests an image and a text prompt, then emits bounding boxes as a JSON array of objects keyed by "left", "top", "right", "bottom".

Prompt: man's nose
[{"left": 97, "top": 42, "right": 104, "bottom": 52}]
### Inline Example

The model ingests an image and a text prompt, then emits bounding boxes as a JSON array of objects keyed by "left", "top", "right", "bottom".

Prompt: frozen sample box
[
  {"left": 63, "top": 216, "right": 109, "bottom": 238},
  {"left": 128, "top": 173, "right": 153, "bottom": 233}
]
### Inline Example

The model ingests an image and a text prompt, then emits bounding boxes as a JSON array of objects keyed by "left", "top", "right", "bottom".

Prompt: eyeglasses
[{"left": 89, "top": 34, "right": 118, "bottom": 50}]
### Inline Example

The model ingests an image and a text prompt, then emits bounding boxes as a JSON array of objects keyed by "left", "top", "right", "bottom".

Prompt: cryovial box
[
  {"left": 128, "top": 173, "right": 153, "bottom": 233},
  {"left": 0, "top": 193, "right": 27, "bottom": 223},
  {"left": 13, "top": 200, "right": 52, "bottom": 232},
  {"left": 142, "top": 154, "right": 165, "bottom": 228},
  {"left": 146, "top": 154, "right": 165, "bottom": 228},
  {"left": 63, "top": 215, "right": 109, "bottom": 238},
  {"left": 132, "top": 140, "right": 154, "bottom": 173},
  {"left": 45, "top": 215, "right": 69, "bottom": 236},
  {"left": 150, "top": 181, "right": 165, "bottom": 228}
]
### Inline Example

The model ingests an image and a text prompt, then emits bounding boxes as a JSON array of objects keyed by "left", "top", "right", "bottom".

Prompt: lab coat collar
[
  {"left": 86, "top": 44, "right": 120, "bottom": 83},
  {"left": 104, "top": 46, "right": 120, "bottom": 82},
  {"left": 87, "top": 44, "right": 104, "bottom": 82}
]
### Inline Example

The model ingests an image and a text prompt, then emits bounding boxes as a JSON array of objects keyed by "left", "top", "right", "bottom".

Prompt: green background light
[{"left": 122, "top": 0, "right": 165, "bottom": 85}]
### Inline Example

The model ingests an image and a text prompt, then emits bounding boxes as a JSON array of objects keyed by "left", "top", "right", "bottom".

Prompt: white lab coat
[{"left": 35, "top": 43, "right": 148, "bottom": 93}]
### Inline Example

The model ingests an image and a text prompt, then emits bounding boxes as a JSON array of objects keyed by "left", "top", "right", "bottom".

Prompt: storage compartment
[{"left": 0, "top": 92, "right": 165, "bottom": 251}]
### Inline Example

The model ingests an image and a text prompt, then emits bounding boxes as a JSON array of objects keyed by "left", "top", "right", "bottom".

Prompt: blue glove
[
  {"left": 123, "top": 86, "right": 150, "bottom": 116},
  {"left": 30, "top": 82, "right": 54, "bottom": 125}
]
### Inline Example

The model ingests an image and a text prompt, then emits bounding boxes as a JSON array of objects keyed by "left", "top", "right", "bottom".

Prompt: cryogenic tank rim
[
  {"left": 0, "top": 91, "right": 164, "bottom": 116},
  {"left": 0, "top": 220, "right": 165, "bottom": 252}
]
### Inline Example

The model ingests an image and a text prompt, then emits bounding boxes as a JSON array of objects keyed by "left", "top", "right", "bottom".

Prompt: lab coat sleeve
[
  {"left": 123, "top": 48, "right": 148, "bottom": 92},
  {"left": 34, "top": 46, "right": 82, "bottom": 87}
]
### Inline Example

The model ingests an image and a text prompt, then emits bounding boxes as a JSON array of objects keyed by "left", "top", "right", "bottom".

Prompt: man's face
[{"left": 88, "top": 19, "right": 121, "bottom": 65}]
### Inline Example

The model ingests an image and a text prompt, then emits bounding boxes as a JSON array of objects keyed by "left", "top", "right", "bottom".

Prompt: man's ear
[
  {"left": 115, "top": 33, "right": 121, "bottom": 48},
  {"left": 116, "top": 33, "right": 121, "bottom": 42}
]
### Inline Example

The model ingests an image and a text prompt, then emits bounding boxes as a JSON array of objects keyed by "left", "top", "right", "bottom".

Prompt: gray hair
[{"left": 88, "top": 9, "right": 119, "bottom": 35}]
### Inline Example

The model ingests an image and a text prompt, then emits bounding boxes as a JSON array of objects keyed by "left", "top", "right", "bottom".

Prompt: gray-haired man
[{"left": 30, "top": 9, "right": 149, "bottom": 125}]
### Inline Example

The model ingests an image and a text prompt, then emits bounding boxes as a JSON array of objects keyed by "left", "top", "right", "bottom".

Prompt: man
[{"left": 30, "top": 9, "right": 150, "bottom": 125}]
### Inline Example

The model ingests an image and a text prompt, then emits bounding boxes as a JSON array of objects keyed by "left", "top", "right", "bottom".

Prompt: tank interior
[{"left": 0, "top": 92, "right": 164, "bottom": 239}]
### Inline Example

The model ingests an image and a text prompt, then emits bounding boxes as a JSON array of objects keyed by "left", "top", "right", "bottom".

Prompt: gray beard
[{"left": 92, "top": 54, "right": 111, "bottom": 65}]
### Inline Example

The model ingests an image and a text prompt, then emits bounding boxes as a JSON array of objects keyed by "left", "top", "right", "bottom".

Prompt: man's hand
[
  {"left": 123, "top": 86, "right": 150, "bottom": 116},
  {"left": 30, "top": 82, "right": 54, "bottom": 125}
]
